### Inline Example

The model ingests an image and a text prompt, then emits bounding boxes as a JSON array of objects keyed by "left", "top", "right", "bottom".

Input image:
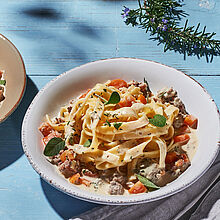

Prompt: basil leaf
[
  {"left": 83, "top": 139, "right": 92, "bottom": 147},
  {"left": 137, "top": 174, "right": 160, "bottom": 189},
  {"left": 113, "top": 122, "right": 122, "bottom": 130},
  {"left": 105, "top": 91, "right": 120, "bottom": 105},
  {"left": 149, "top": 114, "right": 166, "bottom": 127},
  {"left": 43, "top": 137, "right": 65, "bottom": 156},
  {"left": 0, "top": 80, "right": 6, "bottom": 85}
]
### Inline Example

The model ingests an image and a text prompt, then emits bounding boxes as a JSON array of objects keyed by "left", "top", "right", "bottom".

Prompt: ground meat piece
[
  {"left": 128, "top": 80, "right": 148, "bottom": 97},
  {"left": 50, "top": 154, "right": 61, "bottom": 165},
  {"left": 58, "top": 160, "right": 81, "bottom": 178},
  {"left": 99, "top": 169, "right": 115, "bottom": 183},
  {"left": 108, "top": 181, "right": 124, "bottom": 195},
  {"left": 128, "top": 80, "right": 139, "bottom": 87},
  {"left": 157, "top": 87, "right": 177, "bottom": 103},
  {"left": 173, "top": 114, "right": 184, "bottom": 129},
  {"left": 112, "top": 173, "right": 127, "bottom": 185},
  {"left": 140, "top": 163, "right": 164, "bottom": 184},
  {"left": 173, "top": 97, "right": 187, "bottom": 114}
]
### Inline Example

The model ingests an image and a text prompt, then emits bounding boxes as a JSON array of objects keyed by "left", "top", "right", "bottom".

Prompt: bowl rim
[
  {"left": 22, "top": 57, "right": 220, "bottom": 205},
  {"left": 0, "top": 33, "right": 27, "bottom": 123}
]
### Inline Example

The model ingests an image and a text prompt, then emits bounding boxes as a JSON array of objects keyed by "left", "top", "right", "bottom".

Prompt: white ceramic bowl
[
  {"left": 22, "top": 58, "right": 220, "bottom": 205},
  {"left": 0, "top": 34, "right": 26, "bottom": 123}
]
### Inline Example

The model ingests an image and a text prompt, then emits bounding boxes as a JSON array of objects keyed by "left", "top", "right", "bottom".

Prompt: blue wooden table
[{"left": 0, "top": 1, "right": 219, "bottom": 219}]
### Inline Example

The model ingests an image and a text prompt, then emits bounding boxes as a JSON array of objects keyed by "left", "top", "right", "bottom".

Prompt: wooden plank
[{"left": 0, "top": 1, "right": 218, "bottom": 76}]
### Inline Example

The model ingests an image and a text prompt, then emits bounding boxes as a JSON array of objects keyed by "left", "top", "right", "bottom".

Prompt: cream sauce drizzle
[{"left": 71, "top": 129, "right": 198, "bottom": 195}]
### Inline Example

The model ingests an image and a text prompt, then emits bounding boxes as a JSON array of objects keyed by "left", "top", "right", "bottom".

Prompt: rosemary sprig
[{"left": 122, "top": 0, "right": 220, "bottom": 62}]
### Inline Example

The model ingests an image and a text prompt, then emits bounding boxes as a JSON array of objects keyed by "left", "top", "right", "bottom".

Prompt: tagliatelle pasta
[{"left": 39, "top": 79, "right": 198, "bottom": 195}]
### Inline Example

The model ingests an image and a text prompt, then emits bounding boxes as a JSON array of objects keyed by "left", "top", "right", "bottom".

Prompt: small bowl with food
[
  {"left": 22, "top": 58, "right": 220, "bottom": 204},
  {"left": 0, "top": 34, "right": 26, "bottom": 123}
]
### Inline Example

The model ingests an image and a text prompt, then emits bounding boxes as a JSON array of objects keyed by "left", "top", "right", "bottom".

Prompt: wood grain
[{"left": 0, "top": 0, "right": 219, "bottom": 219}]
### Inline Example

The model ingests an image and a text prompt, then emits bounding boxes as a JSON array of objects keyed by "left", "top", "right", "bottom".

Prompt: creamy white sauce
[
  {"left": 182, "top": 128, "right": 198, "bottom": 161},
  {"left": 77, "top": 176, "right": 129, "bottom": 195}
]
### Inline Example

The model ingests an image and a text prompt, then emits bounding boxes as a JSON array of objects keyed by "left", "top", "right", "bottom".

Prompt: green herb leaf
[
  {"left": 43, "top": 137, "right": 65, "bottom": 156},
  {"left": 122, "top": 1, "right": 220, "bottom": 62},
  {"left": 113, "top": 122, "right": 122, "bottom": 130},
  {"left": 105, "top": 91, "right": 120, "bottom": 105},
  {"left": 149, "top": 114, "right": 166, "bottom": 127},
  {"left": 83, "top": 139, "right": 92, "bottom": 147},
  {"left": 137, "top": 174, "right": 160, "bottom": 189},
  {"left": 105, "top": 120, "right": 111, "bottom": 127},
  {"left": 0, "top": 80, "right": 6, "bottom": 85}
]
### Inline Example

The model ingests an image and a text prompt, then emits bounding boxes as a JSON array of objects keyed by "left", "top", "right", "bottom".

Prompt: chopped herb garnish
[
  {"left": 43, "top": 137, "right": 65, "bottom": 156},
  {"left": 82, "top": 169, "right": 86, "bottom": 174},
  {"left": 130, "top": 156, "right": 133, "bottom": 160},
  {"left": 149, "top": 114, "right": 167, "bottom": 127},
  {"left": 83, "top": 139, "right": 92, "bottom": 147},
  {"left": 104, "top": 112, "right": 110, "bottom": 117},
  {"left": 105, "top": 120, "right": 111, "bottom": 127},
  {"left": 67, "top": 121, "right": 70, "bottom": 125},
  {"left": 69, "top": 133, "right": 74, "bottom": 145},
  {"left": 105, "top": 91, "right": 120, "bottom": 105},
  {"left": 0, "top": 80, "right": 6, "bottom": 85},
  {"left": 137, "top": 174, "right": 160, "bottom": 189},
  {"left": 158, "top": 92, "right": 166, "bottom": 98},
  {"left": 113, "top": 122, "right": 122, "bottom": 130},
  {"left": 112, "top": 113, "right": 119, "bottom": 119}
]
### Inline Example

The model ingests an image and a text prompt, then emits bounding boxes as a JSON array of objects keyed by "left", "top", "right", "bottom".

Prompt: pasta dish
[
  {"left": 39, "top": 79, "right": 198, "bottom": 195},
  {"left": 0, "top": 70, "right": 6, "bottom": 105}
]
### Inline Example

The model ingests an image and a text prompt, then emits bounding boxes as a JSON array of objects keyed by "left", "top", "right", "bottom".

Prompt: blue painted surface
[{"left": 0, "top": 1, "right": 219, "bottom": 219}]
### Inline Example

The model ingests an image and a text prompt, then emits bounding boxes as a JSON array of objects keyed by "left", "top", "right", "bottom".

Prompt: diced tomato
[
  {"left": 60, "top": 150, "right": 75, "bottom": 162},
  {"left": 184, "top": 115, "right": 198, "bottom": 129},
  {"left": 67, "top": 151, "right": 75, "bottom": 161},
  {"left": 119, "top": 95, "right": 136, "bottom": 108},
  {"left": 165, "top": 152, "right": 178, "bottom": 164},
  {"left": 81, "top": 178, "right": 91, "bottom": 187},
  {"left": 60, "top": 151, "right": 67, "bottom": 162},
  {"left": 69, "top": 173, "right": 81, "bottom": 185},
  {"left": 108, "top": 79, "right": 128, "bottom": 89},
  {"left": 138, "top": 94, "right": 147, "bottom": 104},
  {"left": 42, "top": 130, "right": 62, "bottom": 146},
  {"left": 174, "top": 134, "right": 190, "bottom": 145},
  {"left": 128, "top": 181, "right": 147, "bottom": 194},
  {"left": 79, "top": 89, "right": 91, "bottom": 99},
  {"left": 39, "top": 122, "right": 54, "bottom": 137}
]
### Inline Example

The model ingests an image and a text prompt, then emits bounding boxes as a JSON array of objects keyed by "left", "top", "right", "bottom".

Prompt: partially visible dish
[
  {"left": 0, "top": 70, "right": 6, "bottom": 105},
  {"left": 0, "top": 34, "right": 26, "bottom": 123},
  {"left": 39, "top": 78, "right": 198, "bottom": 196}
]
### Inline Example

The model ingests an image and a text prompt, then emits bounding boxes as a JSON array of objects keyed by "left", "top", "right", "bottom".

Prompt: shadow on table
[
  {"left": 40, "top": 178, "right": 100, "bottom": 220},
  {"left": 0, "top": 76, "right": 38, "bottom": 170}
]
